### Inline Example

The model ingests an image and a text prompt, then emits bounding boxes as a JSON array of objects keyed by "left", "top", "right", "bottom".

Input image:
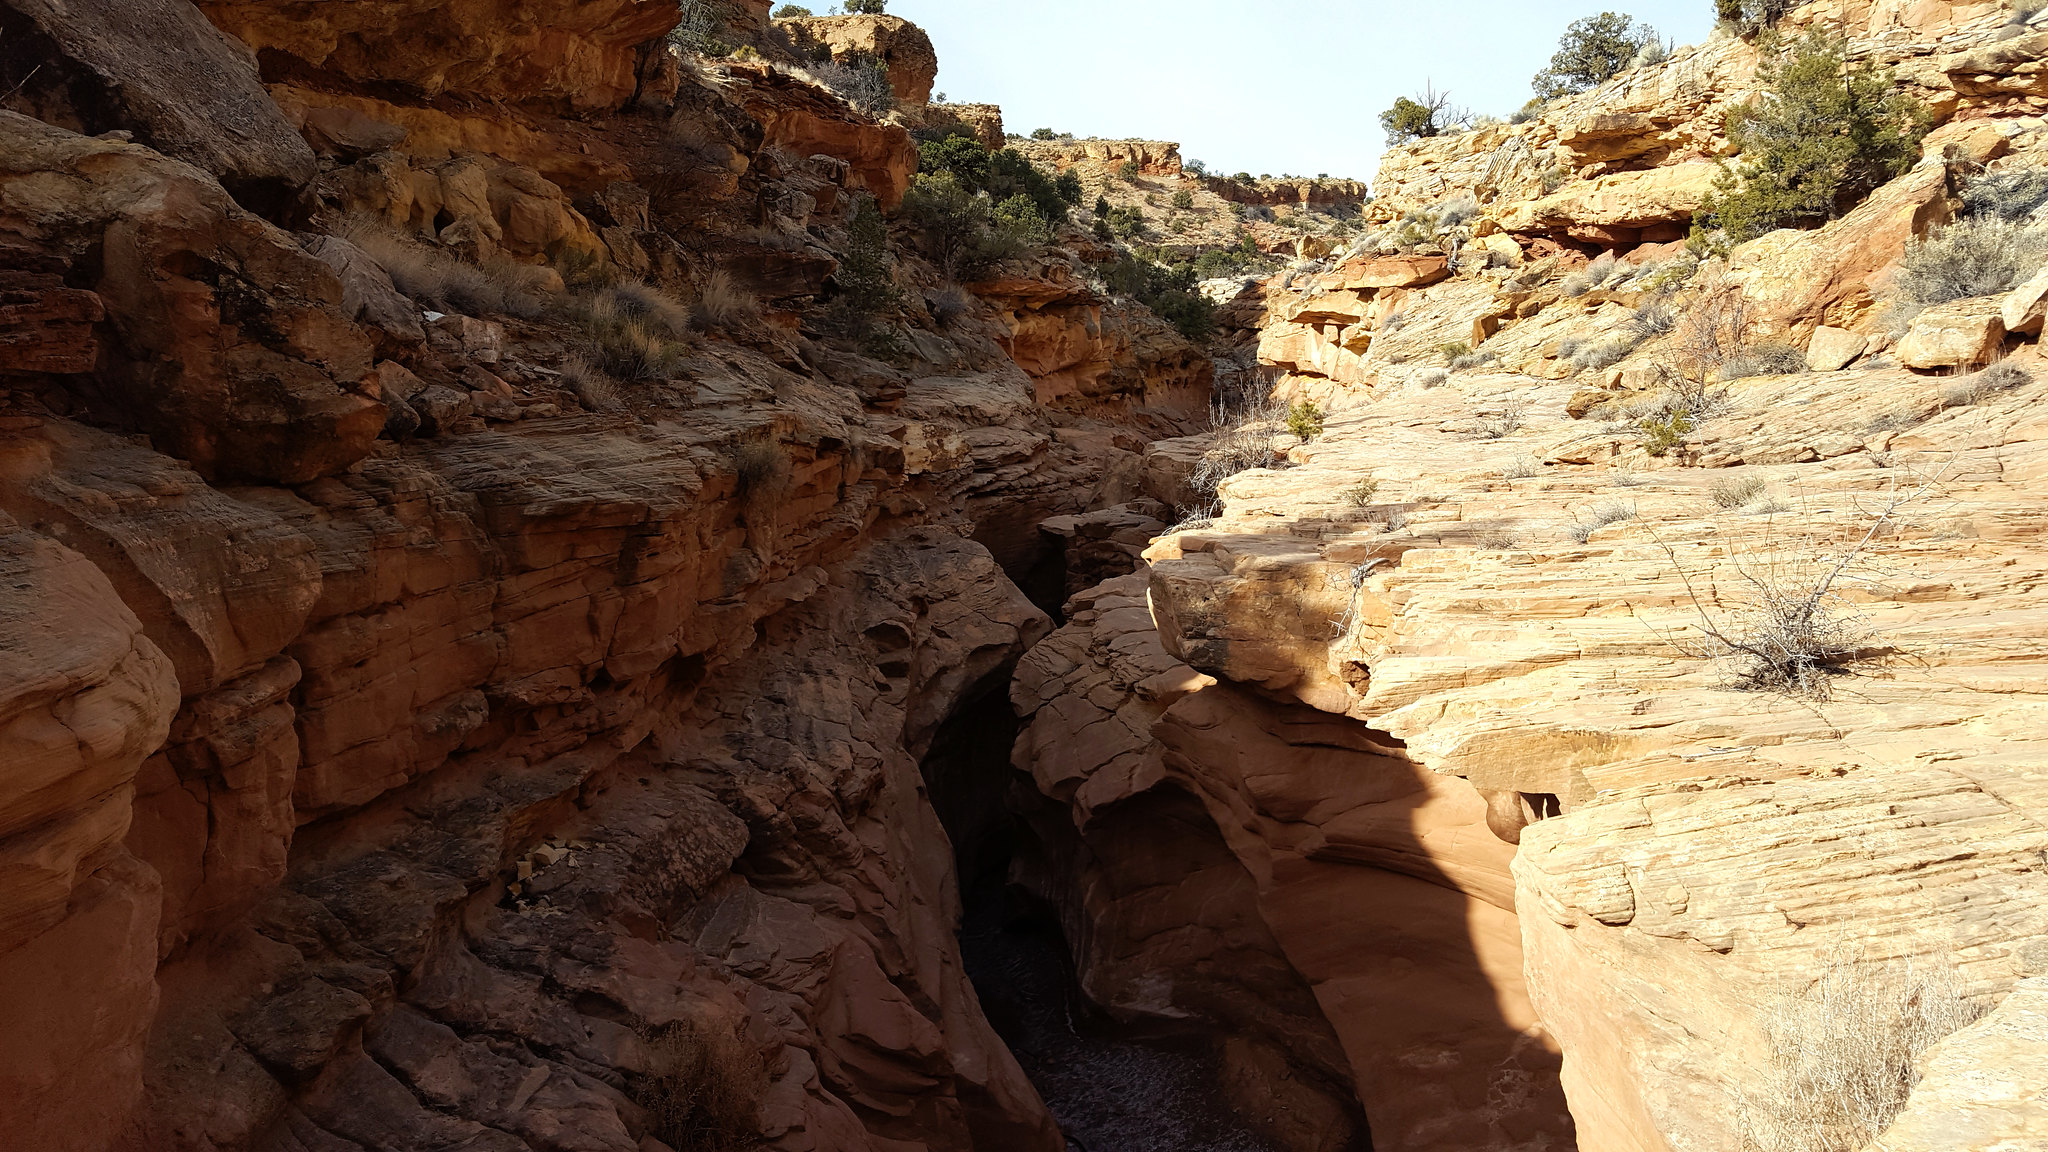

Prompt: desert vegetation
[
  {"left": 1695, "top": 36, "right": 1928, "bottom": 243},
  {"left": 1737, "top": 950, "right": 1982, "bottom": 1152}
]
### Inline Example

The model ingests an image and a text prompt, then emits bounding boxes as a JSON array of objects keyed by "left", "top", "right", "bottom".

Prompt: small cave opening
[{"left": 920, "top": 685, "right": 1289, "bottom": 1152}]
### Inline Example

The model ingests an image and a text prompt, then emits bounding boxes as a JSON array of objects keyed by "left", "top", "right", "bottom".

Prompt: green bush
[
  {"left": 1716, "top": 0, "right": 1791, "bottom": 34},
  {"left": 772, "top": 4, "right": 811, "bottom": 15},
  {"left": 918, "top": 134, "right": 992, "bottom": 189},
  {"left": 842, "top": 0, "right": 887, "bottom": 12},
  {"left": 1118, "top": 159, "right": 1143, "bottom": 181},
  {"left": 1533, "top": 12, "right": 1660, "bottom": 99},
  {"left": 1030, "top": 127, "right": 1057, "bottom": 140},
  {"left": 1639, "top": 410, "right": 1693, "bottom": 456},
  {"left": 918, "top": 138, "right": 1070, "bottom": 225},
  {"left": 1104, "top": 203, "right": 1147, "bottom": 238},
  {"left": 1172, "top": 189, "right": 1195, "bottom": 210},
  {"left": 900, "top": 173, "right": 1045, "bottom": 279},
  {"left": 1286, "top": 399, "right": 1326, "bottom": 442},
  {"left": 1694, "top": 36, "right": 1928, "bottom": 242},
  {"left": 832, "top": 193, "right": 896, "bottom": 316},
  {"left": 1102, "top": 253, "right": 1214, "bottom": 340},
  {"left": 1380, "top": 88, "right": 1454, "bottom": 144}
]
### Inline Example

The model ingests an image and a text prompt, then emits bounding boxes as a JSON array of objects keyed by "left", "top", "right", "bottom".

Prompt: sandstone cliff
[
  {"left": 0, "top": 1, "right": 1214, "bottom": 1149},
  {"left": 1001, "top": 6, "right": 2048, "bottom": 1152}
]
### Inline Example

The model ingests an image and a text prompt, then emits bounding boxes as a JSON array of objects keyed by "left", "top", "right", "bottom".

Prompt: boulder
[
  {"left": 2001, "top": 263, "right": 2048, "bottom": 337},
  {"left": 0, "top": 0, "right": 316, "bottom": 197},
  {"left": 0, "top": 113, "right": 384, "bottom": 483},
  {"left": 0, "top": 515, "right": 179, "bottom": 1152},
  {"left": 1334, "top": 254, "right": 1450, "bottom": 291},
  {"left": 300, "top": 235, "right": 427, "bottom": 346},
  {"left": 1897, "top": 296, "right": 2006, "bottom": 370},
  {"left": 1939, "top": 29, "right": 2048, "bottom": 97},
  {"left": 1805, "top": 325, "right": 1868, "bottom": 372},
  {"left": 781, "top": 14, "right": 939, "bottom": 106}
]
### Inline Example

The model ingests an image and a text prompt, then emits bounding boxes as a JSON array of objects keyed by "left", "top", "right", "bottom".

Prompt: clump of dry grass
[
  {"left": 570, "top": 282, "right": 694, "bottom": 382},
  {"left": 1941, "top": 358, "right": 2033, "bottom": 408},
  {"left": 928, "top": 283, "right": 975, "bottom": 327},
  {"left": 1477, "top": 525, "right": 1523, "bottom": 550},
  {"left": 1711, "top": 474, "right": 1768, "bottom": 509},
  {"left": 558, "top": 355, "right": 622, "bottom": 413},
  {"left": 634, "top": 1018, "right": 767, "bottom": 1152},
  {"left": 1738, "top": 949, "right": 1983, "bottom": 1152},
  {"left": 1564, "top": 499, "right": 1636, "bottom": 543},
  {"left": 692, "top": 270, "right": 762, "bottom": 332},
  {"left": 343, "top": 220, "right": 552, "bottom": 318}
]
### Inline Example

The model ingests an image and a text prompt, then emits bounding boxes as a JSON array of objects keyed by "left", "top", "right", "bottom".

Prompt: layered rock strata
[{"left": 0, "top": 2, "right": 1216, "bottom": 1149}]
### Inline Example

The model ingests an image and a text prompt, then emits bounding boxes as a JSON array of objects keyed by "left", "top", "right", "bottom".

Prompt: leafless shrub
[
  {"left": 928, "top": 283, "right": 975, "bottom": 327},
  {"left": 633, "top": 1017, "right": 766, "bottom": 1152},
  {"left": 1477, "top": 525, "right": 1523, "bottom": 550},
  {"left": 1737, "top": 948, "right": 1983, "bottom": 1152},
  {"left": 1630, "top": 300, "right": 1679, "bottom": 337},
  {"left": 1654, "top": 475, "right": 1941, "bottom": 698},
  {"left": 692, "top": 270, "right": 762, "bottom": 332},
  {"left": 1610, "top": 458, "right": 1644, "bottom": 487},
  {"left": 1711, "top": 474, "right": 1768, "bottom": 509},
  {"left": 1190, "top": 401, "right": 1286, "bottom": 500},
  {"left": 1961, "top": 164, "right": 2048, "bottom": 217},
  {"left": 1673, "top": 280, "right": 1752, "bottom": 381},
  {"left": 1503, "top": 454, "right": 1542, "bottom": 479},
  {"left": 1475, "top": 399, "right": 1530, "bottom": 439},
  {"left": 1450, "top": 349, "right": 1500, "bottom": 371},
  {"left": 1417, "top": 367, "right": 1451, "bottom": 388},
  {"left": 1565, "top": 498, "right": 1637, "bottom": 542}
]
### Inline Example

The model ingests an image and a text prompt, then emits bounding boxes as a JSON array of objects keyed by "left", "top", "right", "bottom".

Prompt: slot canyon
[{"left": 3, "top": 1, "right": 2048, "bottom": 1150}]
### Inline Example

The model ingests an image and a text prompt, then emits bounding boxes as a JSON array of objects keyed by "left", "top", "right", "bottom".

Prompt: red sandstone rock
[{"left": 1, "top": 113, "right": 384, "bottom": 483}]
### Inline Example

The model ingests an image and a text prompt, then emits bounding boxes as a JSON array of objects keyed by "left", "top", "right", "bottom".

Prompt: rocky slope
[
  {"left": 0, "top": 2, "right": 1215, "bottom": 1150},
  {"left": 1005, "top": 4, "right": 2048, "bottom": 1152}
]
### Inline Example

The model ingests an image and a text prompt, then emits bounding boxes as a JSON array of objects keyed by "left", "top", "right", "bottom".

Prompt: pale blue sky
[{"left": 882, "top": 1, "right": 1718, "bottom": 184}]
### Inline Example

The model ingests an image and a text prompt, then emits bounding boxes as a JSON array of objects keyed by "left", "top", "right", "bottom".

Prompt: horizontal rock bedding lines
[{"left": 0, "top": 1, "right": 1230, "bottom": 1150}]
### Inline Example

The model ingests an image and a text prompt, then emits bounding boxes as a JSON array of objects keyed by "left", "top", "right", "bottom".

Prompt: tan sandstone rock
[
  {"left": 782, "top": 14, "right": 939, "bottom": 105},
  {"left": 1806, "top": 324, "right": 1869, "bottom": 371},
  {"left": 1896, "top": 294, "right": 2007, "bottom": 369}
]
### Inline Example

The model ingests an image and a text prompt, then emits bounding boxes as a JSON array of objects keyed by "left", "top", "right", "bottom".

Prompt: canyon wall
[
  {"left": 1002, "top": 5, "right": 2048, "bottom": 1151},
  {"left": 0, "top": 2, "right": 1212, "bottom": 1149}
]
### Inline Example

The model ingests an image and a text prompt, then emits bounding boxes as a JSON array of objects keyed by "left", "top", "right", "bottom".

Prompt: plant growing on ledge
[
  {"left": 1532, "top": 12, "right": 1662, "bottom": 99},
  {"left": 1286, "top": 399, "right": 1326, "bottom": 442},
  {"left": 1693, "top": 36, "right": 1928, "bottom": 244},
  {"left": 1379, "top": 84, "right": 1458, "bottom": 144}
]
